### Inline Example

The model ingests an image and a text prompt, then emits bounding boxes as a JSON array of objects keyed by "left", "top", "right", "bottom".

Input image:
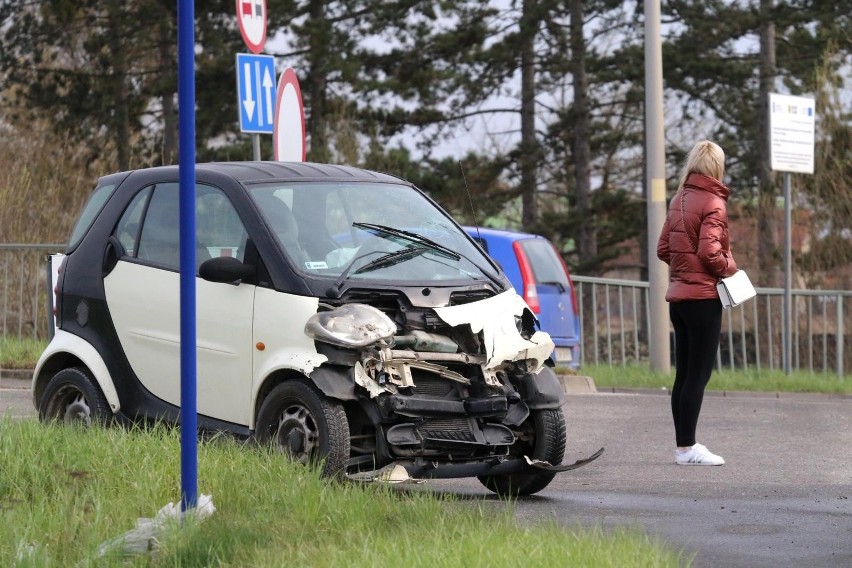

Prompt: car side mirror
[{"left": 199, "top": 256, "right": 254, "bottom": 284}]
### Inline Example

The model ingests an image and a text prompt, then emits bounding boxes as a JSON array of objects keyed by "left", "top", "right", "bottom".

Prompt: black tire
[
  {"left": 478, "top": 408, "right": 567, "bottom": 497},
  {"left": 255, "top": 379, "right": 350, "bottom": 479},
  {"left": 39, "top": 367, "right": 112, "bottom": 426}
]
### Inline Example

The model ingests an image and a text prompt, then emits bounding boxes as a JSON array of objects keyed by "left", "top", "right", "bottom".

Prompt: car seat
[{"left": 253, "top": 194, "right": 310, "bottom": 267}]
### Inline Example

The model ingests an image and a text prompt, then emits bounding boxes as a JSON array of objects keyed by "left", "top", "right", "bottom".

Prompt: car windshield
[{"left": 248, "top": 181, "right": 498, "bottom": 284}]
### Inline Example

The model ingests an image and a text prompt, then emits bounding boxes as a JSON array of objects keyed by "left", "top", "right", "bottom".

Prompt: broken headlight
[{"left": 304, "top": 303, "right": 397, "bottom": 348}]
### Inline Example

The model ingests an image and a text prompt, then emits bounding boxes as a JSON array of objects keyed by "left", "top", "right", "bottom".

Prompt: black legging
[{"left": 669, "top": 299, "right": 722, "bottom": 447}]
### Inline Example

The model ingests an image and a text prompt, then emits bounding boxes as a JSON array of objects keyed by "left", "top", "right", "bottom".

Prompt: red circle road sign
[
  {"left": 273, "top": 68, "right": 306, "bottom": 162},
  {"left": 236, "top": 0, "right": 267, "bottom": 54}
]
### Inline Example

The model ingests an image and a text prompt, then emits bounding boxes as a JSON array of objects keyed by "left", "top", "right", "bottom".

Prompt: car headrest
[{"left": 254, "top": 195, "right": 299, "bottom": 243}]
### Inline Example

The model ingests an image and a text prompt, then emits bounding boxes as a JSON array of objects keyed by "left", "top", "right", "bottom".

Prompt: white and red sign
[
  {"left": 273, "top": 68, "right": 306, "bottom": 162},
  {"left": 236, "top": 0, "right": 267, "bottom": 54}
]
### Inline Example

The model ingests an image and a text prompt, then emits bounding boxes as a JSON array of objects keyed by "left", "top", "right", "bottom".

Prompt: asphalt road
[
  {"left": 0, "top": 376, "right": 33, "bottom": 419},
  {"left": 2, "top": 375, "right": 850, "bottom": 567},
  {"left": 418, "top": 391, "right": 852, "bottom": 567}
]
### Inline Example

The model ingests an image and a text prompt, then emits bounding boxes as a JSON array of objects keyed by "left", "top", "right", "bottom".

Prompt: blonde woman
[{"left": 657, "top": 140, "right": 738, "bottom": 466}]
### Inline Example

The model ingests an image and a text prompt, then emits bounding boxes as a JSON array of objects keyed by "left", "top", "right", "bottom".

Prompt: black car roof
[{"left": 104, "top": 161, "right": 409, "bottom": 186}]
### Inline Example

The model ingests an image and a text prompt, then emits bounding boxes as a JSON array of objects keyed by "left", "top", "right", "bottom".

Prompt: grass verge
[
  {"left": 0, "top": 419, "right": 686, "bottom": 567},
  {"left": 581, "top": 363, "right": 851, "bottom": 395},
  {"left": 0, "top": 337, "right": 46, "bottom": 370}
]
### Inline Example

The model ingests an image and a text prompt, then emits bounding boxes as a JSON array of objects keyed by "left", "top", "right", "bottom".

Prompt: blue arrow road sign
[{"left": 236, "top": 53, "right": 276, "bottom": 133}]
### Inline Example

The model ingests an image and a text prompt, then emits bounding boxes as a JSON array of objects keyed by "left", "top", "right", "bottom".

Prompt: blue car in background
[{"left": 464, "top": 227, "right": 581, "bottom": 368}]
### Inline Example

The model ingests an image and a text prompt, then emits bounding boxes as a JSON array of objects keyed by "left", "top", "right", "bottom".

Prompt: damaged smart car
[{"left": 34, "top": 162, "right": 600, "bottom": 496}]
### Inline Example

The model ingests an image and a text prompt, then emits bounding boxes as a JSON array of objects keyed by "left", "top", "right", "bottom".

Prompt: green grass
[
  {"left": 0, "top": 420, "right": 686, "bottom": 567},
  {"left": 579, "top": 363, "right": 852, "bottom": 395},
  {"left": 0, "top": 337, "right": 46, "bottom": 370}
]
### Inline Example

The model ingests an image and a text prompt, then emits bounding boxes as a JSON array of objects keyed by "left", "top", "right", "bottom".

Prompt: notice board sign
[{"left": 769, "top": 93, "right": 815, "bottom": 174}]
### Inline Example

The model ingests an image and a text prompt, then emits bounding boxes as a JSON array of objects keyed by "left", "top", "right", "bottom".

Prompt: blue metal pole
[{"left": 177, "top": 0, "right": 198, "bottom": 512}]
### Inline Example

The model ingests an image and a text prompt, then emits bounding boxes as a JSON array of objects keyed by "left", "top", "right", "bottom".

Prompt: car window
[
  {"left": 68, "top": 183, "right": 117, "bottom": 249},
  {"left": 134, "top": 183, "right": 247, "bottom": 270},
  {"left": 115, "top": 187, "right": 151, "bottom": 256},
  {"left": 518, "top": 239, "right": 569, "bottom": 286},
  {"left": 197, "top": 189, "right": 249, "bottom": 261}
]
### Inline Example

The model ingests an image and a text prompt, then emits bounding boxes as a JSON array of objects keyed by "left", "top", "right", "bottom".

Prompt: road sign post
[
  {"left": 236, "top": 0, "right": 269, "bottom": 159},
  {"left": 236, "top": 53, "right": 276, "bottom": 160},
  {"left": 769, "top": 93, "right": 815, "bottom": 375}
]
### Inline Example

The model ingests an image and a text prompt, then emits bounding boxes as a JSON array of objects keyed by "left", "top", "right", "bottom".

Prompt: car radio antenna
[{"left": 459, "top": 161, "right": 481, "bottom": 241}]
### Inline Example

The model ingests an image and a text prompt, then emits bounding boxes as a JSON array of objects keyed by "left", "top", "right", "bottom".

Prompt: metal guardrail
[
  {"left": 573, "top": 275, "right": 850, "bottom": 377},
  {"left": 2, "top": 244, "right": 850, "bottom": 376}
]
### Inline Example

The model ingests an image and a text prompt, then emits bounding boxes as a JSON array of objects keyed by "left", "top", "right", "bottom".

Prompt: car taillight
[
  {"left": 551, "top": 243, "right": 579, "bottom": 314},
  {"left": 512, "top": 241, "right": 540, "bottom": 314}
]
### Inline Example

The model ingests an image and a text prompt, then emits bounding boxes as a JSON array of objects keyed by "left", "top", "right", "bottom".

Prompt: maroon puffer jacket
[{"left": 657, "top": 173, "right": 738, "bottom": 302}]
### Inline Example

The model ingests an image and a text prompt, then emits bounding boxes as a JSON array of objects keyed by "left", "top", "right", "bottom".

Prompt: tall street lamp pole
[{"left": 645, "top": 0, "right": 671, "bottom": 373}]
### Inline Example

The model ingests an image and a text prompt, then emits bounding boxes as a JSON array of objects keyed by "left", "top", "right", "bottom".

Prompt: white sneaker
[{"left": 675, "top": 443, "right": 725, "bottom": 466}]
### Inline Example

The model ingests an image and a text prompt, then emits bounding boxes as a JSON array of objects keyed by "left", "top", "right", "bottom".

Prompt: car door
[{"left": 103, "top": 182, "right": 255, "bottom": 426}]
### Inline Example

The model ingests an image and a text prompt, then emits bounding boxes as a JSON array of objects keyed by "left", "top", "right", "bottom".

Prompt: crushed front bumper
[{"left": 348, "top": 447, "right": 604, "bottom": 482}]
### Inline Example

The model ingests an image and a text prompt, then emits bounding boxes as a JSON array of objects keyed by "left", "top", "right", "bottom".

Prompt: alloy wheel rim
[
  {"left": 274, "top": 404, "right": 319, "bottom": 463},
  {"left": 57, "top": 387, "right": 92, "bottom": 426}
]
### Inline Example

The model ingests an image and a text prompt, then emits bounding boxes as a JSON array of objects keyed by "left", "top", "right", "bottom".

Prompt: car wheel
[
  {"left": 255, "top": 380, "right": 350, "bottom": 479},
  {"left": 39, "top": 367, "right": 112, "bottom": 426},
  {"left": 478, "top": 408, "right": 567, "bottom": 497}
]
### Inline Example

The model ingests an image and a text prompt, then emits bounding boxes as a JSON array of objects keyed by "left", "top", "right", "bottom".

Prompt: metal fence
[
  {"left": 2, "top": 244, "right": 850, "bottom": 376},
  {"left": 1, "top": 244, "right": 65, "bottom": 340},
  {"left": 573, "top": 275, "right": 851, "bottom": 377}
]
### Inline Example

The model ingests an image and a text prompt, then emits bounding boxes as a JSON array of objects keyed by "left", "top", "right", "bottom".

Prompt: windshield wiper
[
  {"left": 354, "top": 222, "right": 505, "bottom": 290},
  {"left": 326, "top": 246, "right": 429, "bottom": 299},
  {"left": 352, "top": 222, "right": 460, "bottom": 261},
  {"left": 353, "top": 246, "right": 428, "bottom": 275},
  {"left": 326, "top": 249, "right": 385, "bottom": 298},
  {"left": 326, "top": 222, "right": 505, "bottom": 299},
  {"left": 540, "top": 280, "right": 566, "bottom": 293}
]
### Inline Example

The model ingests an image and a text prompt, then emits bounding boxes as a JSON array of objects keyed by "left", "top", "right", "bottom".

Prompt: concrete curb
[
  {"left": 0, "top": 369, "right": 32, "bottom": 389},
  {"left": 598, "top": 385, "right": 852, "bottom": 401},
  {"left": 557, "top": 375, "right": 598, "bottom": 394}
]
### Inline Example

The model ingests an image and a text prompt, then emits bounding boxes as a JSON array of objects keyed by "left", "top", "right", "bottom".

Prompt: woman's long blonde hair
[{"left": 676, "top": 140, "right": 726, "bottom": 192}]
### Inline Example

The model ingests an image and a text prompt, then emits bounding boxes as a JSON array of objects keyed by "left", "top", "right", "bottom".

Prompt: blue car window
[{"left": 519, "top": 239, "right": 569, "bottom": 287}]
